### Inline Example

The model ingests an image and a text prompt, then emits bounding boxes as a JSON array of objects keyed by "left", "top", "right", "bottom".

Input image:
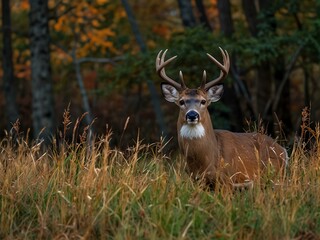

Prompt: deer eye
[
  {"left": 179, "top": 100, "right": 185, "bottom": 106},
  {"left": 201, "top": 100, "right": 206, "bottom": 105}
]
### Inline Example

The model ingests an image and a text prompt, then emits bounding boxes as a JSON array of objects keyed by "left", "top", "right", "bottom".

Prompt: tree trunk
[
  {"left": 195, "top": 0, "right": 212, "bottom": 30},
  {"left": 121, "top": 0, "right": 168, "bottom": 136},
  {"left": 217, "top": 0, "right": 234, "bottom": 36},
  {"left": 29, "top": 0, "right": 55, "bottom": 143},
  {"left": 273, "top": 57, "right": 292, "bottom": 136},
  {"left": 242, "top": 0, "right": 274, "bottom": 133},
  {"left": 2, "top": 0, "right": 19, "bottom": 129},
  {"left": 242, "top": 0, "right": 291, "bottom": 136},
  {"left": 217, "top": 0, "right": 244, "bottom": 131},
  {"left": 177, "top": 0, "right": 197, "bottom": 28},
  {"left": 257, "top": 62, "right": 273, "bottom": 126},
  {"left": 73, "top": 55, "right": 94, "bottom": 128},
  {"left": 242, "top": 0, "right": 258, "bottom": 37}
]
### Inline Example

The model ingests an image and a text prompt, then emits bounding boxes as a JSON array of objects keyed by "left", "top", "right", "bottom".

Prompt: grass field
[{"left": 1, "top": 112, "right": 320, "bottom": 239}]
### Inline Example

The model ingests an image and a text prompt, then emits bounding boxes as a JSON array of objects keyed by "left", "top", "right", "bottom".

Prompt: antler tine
[
  {"left": 200, "top": 70, "right": 207, "bottom": 89},
  {"left": 179, "top": 71, "right": 186, "bottom": 89},
  {"left": 203, "top": 47, "right": 230, "bottom": 90},
  {"left": 156, "top": 49, "right": 181, "bottom": 89}
]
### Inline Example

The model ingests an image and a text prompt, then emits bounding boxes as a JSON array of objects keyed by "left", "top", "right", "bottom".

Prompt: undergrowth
[{"left": 0, "top": 108, "right": 319, "bottom": 239}]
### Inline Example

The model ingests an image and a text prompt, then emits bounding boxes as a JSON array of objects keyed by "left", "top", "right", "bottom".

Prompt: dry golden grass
[{"left": 0, "top": 109, "right": 320, "bottom": 239}]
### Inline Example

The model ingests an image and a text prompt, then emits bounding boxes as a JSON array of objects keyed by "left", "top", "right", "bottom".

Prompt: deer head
[{"left": 156, "top": 48, "right": 230, "bottom": 139}]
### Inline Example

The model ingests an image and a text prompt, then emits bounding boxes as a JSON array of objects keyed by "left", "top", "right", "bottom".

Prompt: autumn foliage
[{"left": 1, "top": 0, "right": 320, "bottom": 145}]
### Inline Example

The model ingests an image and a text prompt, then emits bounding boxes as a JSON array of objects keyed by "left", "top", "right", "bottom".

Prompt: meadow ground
[{"left": 1, "top": 110, "right": 320, "bottom": 239}]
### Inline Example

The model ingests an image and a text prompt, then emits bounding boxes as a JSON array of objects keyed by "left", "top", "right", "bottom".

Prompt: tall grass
[{"left": 0, "top": 109, "right": 319, "bottom": 239}]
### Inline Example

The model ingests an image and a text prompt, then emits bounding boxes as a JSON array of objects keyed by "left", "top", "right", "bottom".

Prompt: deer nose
[{"left": 186, "top": 110, "right": 199, "bottom": 123}]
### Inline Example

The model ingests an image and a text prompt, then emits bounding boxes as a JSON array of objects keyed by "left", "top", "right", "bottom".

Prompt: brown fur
[
  {"left": 173, "top": 89, "right": 287, "bottom": 187},
  {"left": 158, "top": 48, "right": 287, "bottom": 188},
  {"left": 177, "top": 107, "right": 287, "bottom": 186}
]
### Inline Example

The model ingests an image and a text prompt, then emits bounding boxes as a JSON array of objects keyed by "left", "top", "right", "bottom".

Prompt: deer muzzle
[{"left": 186, "top": 110, "right": 200, "bottom": 124}]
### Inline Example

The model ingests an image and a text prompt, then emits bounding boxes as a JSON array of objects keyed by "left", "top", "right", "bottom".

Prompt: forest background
[{"left": 1, "top": 0, "right": 320, "bottom": 148}]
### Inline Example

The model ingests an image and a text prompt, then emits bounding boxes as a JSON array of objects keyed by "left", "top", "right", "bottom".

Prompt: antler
[
  {"left": 156, "top": 49, "right": 186, "bottom": 90},
  {"left": 201, "top": 47, "right": 230, "bottom": 90}
]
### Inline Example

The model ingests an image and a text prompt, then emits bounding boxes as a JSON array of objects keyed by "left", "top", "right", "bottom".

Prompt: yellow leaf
[
  {"left": 92, "top": 20, "right": 100, "bottom": 27},
  {"left": 96, "top": 0, "right": 109, "bottom": 5}
]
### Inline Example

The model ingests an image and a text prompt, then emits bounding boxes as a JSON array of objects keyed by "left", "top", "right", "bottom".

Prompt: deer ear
[
  {"left": 207, "top": 84, "right": 224, "bottom": 103},
  {"left": 161, "top": 83, "right": 180, "bottom": 103}
]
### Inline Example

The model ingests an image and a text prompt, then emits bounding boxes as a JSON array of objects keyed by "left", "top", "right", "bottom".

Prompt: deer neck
[
  {"left": 177, "top": 110, "right": 219, "bottom": 159},
  {"left": 177, "top": 110, "right": 220, "bottom": 179}
]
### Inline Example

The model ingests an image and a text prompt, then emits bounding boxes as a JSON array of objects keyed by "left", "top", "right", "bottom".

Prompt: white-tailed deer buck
[{"left": 156, "top": 48, "right": 288, "bottom": 188}]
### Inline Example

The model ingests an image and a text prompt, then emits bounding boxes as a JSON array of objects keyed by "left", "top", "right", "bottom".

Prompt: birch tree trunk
[{"left": 29, "top": 0, "right": 55, "bottom": 143}]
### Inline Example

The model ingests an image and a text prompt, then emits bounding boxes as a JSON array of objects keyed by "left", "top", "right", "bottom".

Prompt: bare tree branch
[
  {"left": 230, "top": 62, "right": 254, "bottom": 112},
  {"left": 272, "top": 42, "right": 306, "bottom": 112},
  {"left": 49, "top": 1, "right": 75, "bottom": 21},
  {"left": 71, "top": 48, "right": 93, "bottom": 128},
  {"left": 52, "top": 42, "right": 123, "bottom": 65},
  {"left": 262, "top": 41, "right": 305, "bottom": 117},
  {"left": 77, "top": 56, "right": 124, "bottom": 65}
]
